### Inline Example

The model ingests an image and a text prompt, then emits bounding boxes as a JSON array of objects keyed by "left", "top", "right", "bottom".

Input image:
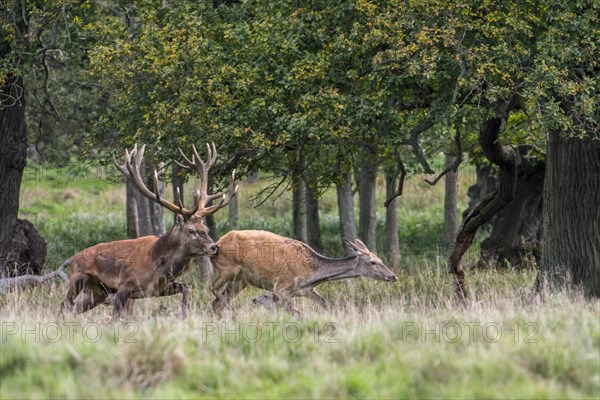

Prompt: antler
[
  {"left": 177, "top": 142, "right": 239, "bottom": 217},
  {"left": 114, "top": 144, "right": 200, "bottom": 218}
]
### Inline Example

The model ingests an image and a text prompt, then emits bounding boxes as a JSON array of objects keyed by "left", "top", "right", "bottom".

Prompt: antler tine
[
  {"left": 178, "top": 147, "right": 196, "bottom": 168},
  {"left": 113, "top": 154, "right": 129, "bottom": 178},
  {"left": 191, "top": 144, "right": 204, "bottom": 168},
  {"left": 210, "top": 142, "right": 218, "bottom": 166},
  {"left": 173, "top": 159, "right": 190, "bottom": 170},
  {"left": 114, "top": 144, "right": 198, "bottom": 218},
  {"left": 197, "top": 168, "right": 238, "bottom": 216},
  {"left": 200, "top": 183, "right": 239, "bottom": 216},
  {"left": 175, "top": 187, "right": 184, "bottom": 215}
]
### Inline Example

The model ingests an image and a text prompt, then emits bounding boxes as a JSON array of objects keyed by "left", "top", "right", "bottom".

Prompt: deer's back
[
  {"left": 215, "top": 230, "right": 315, "bottom": 288},
  {"left": 71, "top": 236, "right": 159, "bottom": 287}
]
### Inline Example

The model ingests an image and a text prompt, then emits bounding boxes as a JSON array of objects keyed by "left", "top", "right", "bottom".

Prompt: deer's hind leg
[
  {"left": 209, "top": 268, "right": 239, "bottom": 314},
  {"left": 59, "top": 273, "right": 89, "bottom": 316},
  {"left": 73, "top": 277, "right": 108, "bottom": 314},
  {"left": 305, "top": 289, "right": 328, "bottom": 309},
  {"left": 272, "top": 289, "right": 300, "bottom": 316},
  {"left": 213, "top": 278, "right": 247, "bottom": 314}
]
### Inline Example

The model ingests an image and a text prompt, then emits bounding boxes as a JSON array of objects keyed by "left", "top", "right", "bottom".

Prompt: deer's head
[
  {"left": 344, "top": 237, "right": 398, "bottom": 282},
  {"left": 115, "top": 143, "right": 237, "bottom": 258}
]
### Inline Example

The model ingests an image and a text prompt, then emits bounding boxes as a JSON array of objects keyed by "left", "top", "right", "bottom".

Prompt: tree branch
[
  {"left": 424, "top": 128, "right": 463, "bottom": 186},
  {"left": 407, "top": 118, "right": 435, "bottom": 174},
  {"left": 0, "top": 265, "right": 68, "bottom": 293},
  {"left": 384, "top": 154, "right": 407, "bottom": 208}
]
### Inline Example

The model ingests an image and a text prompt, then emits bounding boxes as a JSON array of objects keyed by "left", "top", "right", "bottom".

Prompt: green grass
[{"left": 2, "top": 161, "right": 598, "bottom": 399}]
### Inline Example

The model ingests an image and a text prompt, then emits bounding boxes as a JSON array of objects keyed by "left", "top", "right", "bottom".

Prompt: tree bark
[
  {"left": 356, "top": 156, "right": 378, "bottom": 251},
  {"left": 172, "top": 163, "right": 186, "bottom": 225},
  {"left": 292, "top": 174, "right": 308, "bottom": 243},
  {"left": 125, "top": 179, "right": 140, "bottom": 238},
  {"left": 480, "top": 158, "right": 544, "bottom": 267},
  {"left": 0, "top": 73, "right": 28, "bottom": 274},
  {"left": 337, "top": 171, "right": 357, "bottom": 255},
  {"left": 538, "top": 131, "right": 600, "bottom": 297},
  {"left": 133, "top": 161, "right": 153, "bottom": 236},
  {"left": 148, "top": 163, "right": 166, "bottom": 235},
  {"left": 385, "top": 169, "right": 400, "bottom": 267},
  {"left": 444, "top": 154, "right": 459, "bottom": 254},
  {"left": 448, "top": 117, "right": 519, "bottom": 299},
  {"left": 0, "top": 20, "right": 47, "bottom": 276},
  {"left": 306, "top": 187, "right": 322, "bottom": 253}
]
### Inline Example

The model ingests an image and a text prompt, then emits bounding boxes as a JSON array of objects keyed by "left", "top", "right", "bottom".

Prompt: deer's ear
[
  {"left": 174, "top": 214, "right": 185, "bottom": 226},
  {"left": 344, "top": 238, "right": 362, "bottom": 254},
  {"left": 353, "top": 237, "right": 369, "bottom": 251}
]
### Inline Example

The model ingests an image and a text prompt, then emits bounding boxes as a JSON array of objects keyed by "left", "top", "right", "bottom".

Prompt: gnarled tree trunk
[
  {"left": 449, "top": 117, "right": 519, "bottom": 299},
  {"left": 480, "top": 158, "right": 544, "bottom": 268},
  {"left": 464, "top": 157, "right": 544, "bottom": 268}
]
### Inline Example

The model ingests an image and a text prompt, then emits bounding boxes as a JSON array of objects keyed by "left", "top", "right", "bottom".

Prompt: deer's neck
[
  {"left": 151, "top": 229, "right": 179, "bottom": 260},
  {"left": 305, "top": 255, "right": 361, "bottom": 287},
  {"left": 150, "top": 232, "right": 194, "bottom": 279}
]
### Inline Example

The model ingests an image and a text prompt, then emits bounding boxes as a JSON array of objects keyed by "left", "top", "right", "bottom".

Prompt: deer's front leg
[
  {"left": 112, "top": 291, "right": 131, "bottom": 320},
  {"left": 210, "top": 274, "right": 231, "bottom": 303},
  {"left": 157, "top": 282, "right": 190, "bottom": 318}
]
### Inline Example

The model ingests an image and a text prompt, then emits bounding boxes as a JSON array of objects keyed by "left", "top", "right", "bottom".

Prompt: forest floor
[{"left": 1, "top": 162, "right": 598, "bottom": 399}]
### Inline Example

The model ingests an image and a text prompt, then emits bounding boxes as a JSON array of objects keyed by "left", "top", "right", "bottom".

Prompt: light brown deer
[
  {"left": 210, "top": 231, "right": 398, "bottom": 314},
  {"left": 60, "top": 143, "right": 237, "bottom": 319}
]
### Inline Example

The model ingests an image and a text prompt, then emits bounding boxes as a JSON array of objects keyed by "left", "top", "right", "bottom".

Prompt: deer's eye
[{"left": 188, "top": 228, "right": 195, "bottom": 235}]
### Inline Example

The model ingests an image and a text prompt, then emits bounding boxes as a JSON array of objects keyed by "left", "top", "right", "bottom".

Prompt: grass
[{"left": 2, "top": 161, "right": 598, "bottom": 399}]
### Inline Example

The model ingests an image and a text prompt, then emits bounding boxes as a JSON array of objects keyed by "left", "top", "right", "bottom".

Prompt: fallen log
[{"left": 0, "top": 258, "right": 71, "bottom": 293}]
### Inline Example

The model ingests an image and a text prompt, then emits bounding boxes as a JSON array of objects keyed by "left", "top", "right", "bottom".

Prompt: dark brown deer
[
  {"left": 210, "top": 231, "right": 398, "bottom": 314},
  {"left": 60, "top": 143, "right": 237, "bottom": 319}
]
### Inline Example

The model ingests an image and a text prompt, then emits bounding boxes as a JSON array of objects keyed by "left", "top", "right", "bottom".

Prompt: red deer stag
[
  {"left": 60, "top": 143, "right": 237, "bottom": 319},
  {"left": 210, "top": 231, "right": 398, "bottom": 314}
]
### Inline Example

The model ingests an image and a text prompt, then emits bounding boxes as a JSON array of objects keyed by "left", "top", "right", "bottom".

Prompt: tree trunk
[
  {"left": 204, "top": 182, "right": 218, "bottom": 240},
  {"left": 292, "top": 175, "right": 308, "bottom": 243},
  {"left": 444, "top": 154, "right": 459, "bottom": 254},
  {"left": 337, "top": 171, "right": 357, "bottom": 255},
  {"left": 384, "top": 169, "right": 400, "bottom": 267},
  {"left": 148, "top": 163, "right": 166, "bottom": 235},
  {"left": 228, "top": 192, "right": 239, "bottom": 229},
  {"left": 172, "top": 163, "right": 185, "bottom": 224},
  {"left": 125, "top": 179, "right": 140, "bottom": 238},
  {"left": 463, "top": 164, "right": 497, "bottom": 221},
  {"left": 0, "top": 28, "right": 47, "bottom": 276},
  {"left": 480, "top": 158, "right": 544, "bottom": 268},
  {"left": 448, "top": 117, "right": 519, "bottom": 299},
  {"left": 538, "top": 131, "right": 600, "bottom": 297},
  {"left": 356, "top": 157, "right": 378, "bottom": 251},
  {"left": 306, "top": 187, "right": 322, "bottom": 253},
  {"left": 133, "top": 161, "right": 153, "bottom": 236}
]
